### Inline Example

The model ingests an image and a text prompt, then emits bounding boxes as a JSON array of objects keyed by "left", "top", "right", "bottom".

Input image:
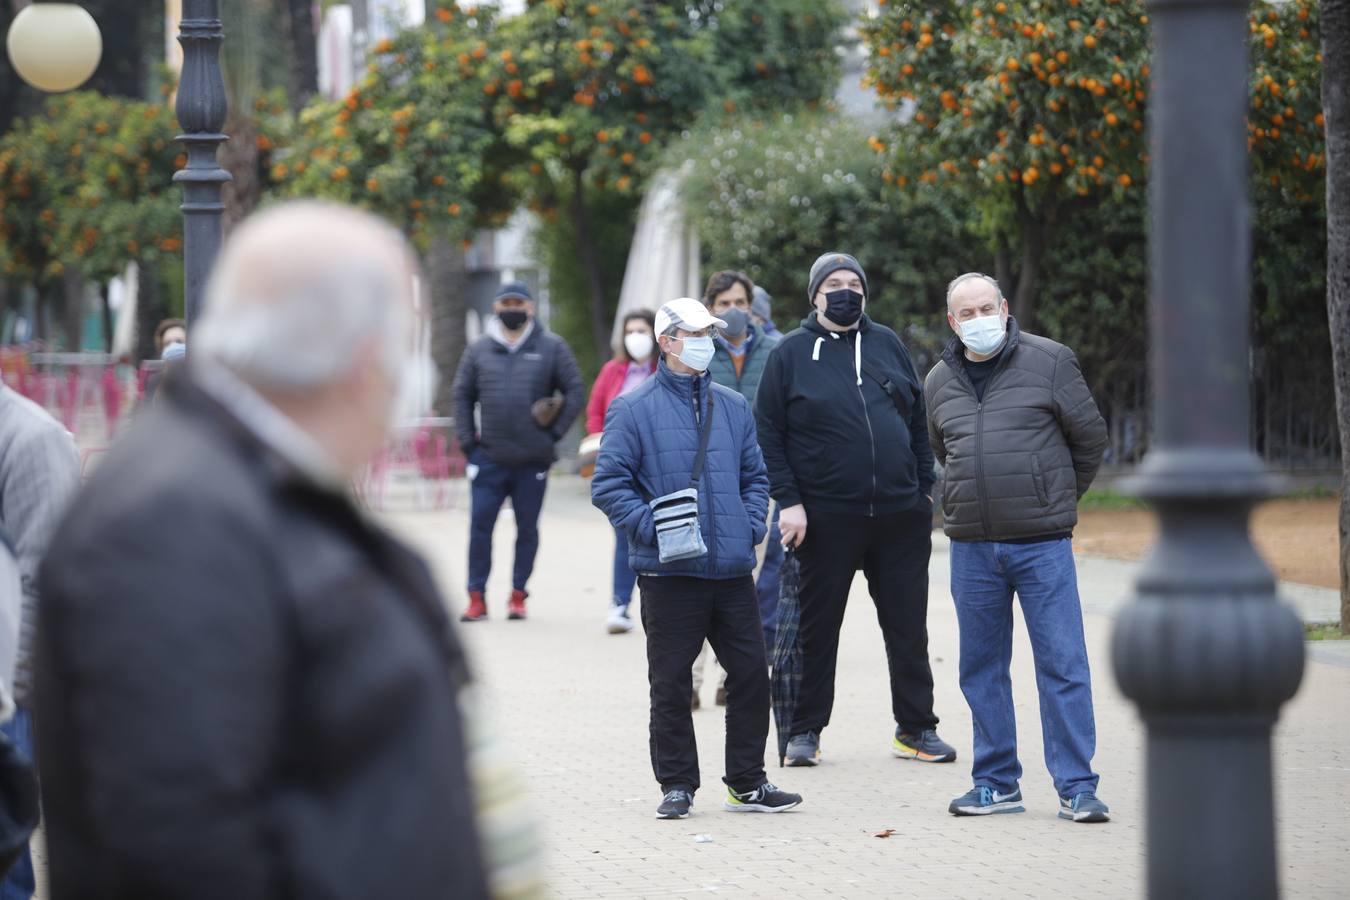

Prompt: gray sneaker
[
  {"left": 785, "top": 731, "right": 821, "bottom": 767},
  {"left": 892, "top": 728, "right": 957, "bottom": 763},
  {"left": 1059, "top": 792, "right": 1110, "bottom": 823}
]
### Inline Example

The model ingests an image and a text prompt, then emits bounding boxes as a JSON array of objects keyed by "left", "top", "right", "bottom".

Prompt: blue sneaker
[
  {"left": 949, "top": 785, "right": 1025, "bottom": 816},
  {"left": 892, "top": 728, "right": 957, "bottom": 763},
  {"left": 1059, "top": 792, "right": 1110, "bottom": 823}
]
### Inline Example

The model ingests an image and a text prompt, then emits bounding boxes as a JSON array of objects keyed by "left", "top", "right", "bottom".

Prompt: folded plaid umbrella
[{"left": 770, "top": 550, "right": 802, "bottom": 767}]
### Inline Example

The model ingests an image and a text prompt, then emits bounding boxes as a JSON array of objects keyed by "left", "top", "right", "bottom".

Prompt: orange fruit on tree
[{"left": 1084, "top": 35, "right": 1097, "bottom": 48}]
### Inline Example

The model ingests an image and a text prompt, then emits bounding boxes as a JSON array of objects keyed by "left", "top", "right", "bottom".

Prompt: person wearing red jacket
[{"left": 586, "top": 309, "right": 658, "bottom": 634}]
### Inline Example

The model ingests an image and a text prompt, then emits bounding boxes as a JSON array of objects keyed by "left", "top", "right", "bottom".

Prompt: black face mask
[
  {"left": 499, "top": 309, "right": 530, "bottom": 331},
  {"left": 822, "top": 289, "right": 864, "bottom": 327}
]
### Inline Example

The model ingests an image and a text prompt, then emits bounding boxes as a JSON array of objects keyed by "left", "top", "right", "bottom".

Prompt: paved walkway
[{"left": 385, "top": 474, "right": 1350, "bottom": 899}]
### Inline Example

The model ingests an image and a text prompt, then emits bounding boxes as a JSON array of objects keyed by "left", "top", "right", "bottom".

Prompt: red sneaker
[
  {"left": 460, "top": 591, "right": 487, "bottom": 622},
  {"left": 507, "top": 589, "right": 528, "bottom": 621}
]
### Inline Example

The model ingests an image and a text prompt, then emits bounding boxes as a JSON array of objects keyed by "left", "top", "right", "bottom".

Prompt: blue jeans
[
  {"left": 950, "top": 538, "right": 1099, "bottom": 798},
  {"left": 755, "top": 505, "right": 783, "bottom": 648},
  {"left": 0, "top": 708, "right": 35, "bottom": 900},
  {"left": 612, "top": 524, "right": 637, "bottom": 608},
  {"left": 467, "top": 457, "right": 549, "bottom": 593}
]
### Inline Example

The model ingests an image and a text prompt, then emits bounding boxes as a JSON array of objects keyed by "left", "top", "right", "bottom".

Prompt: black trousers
[
  {"left": 791, "top": 504, "right": 938, "bottom": 737},
  {"left": 639, "top": 574, "right": 769, "bottom": 795}
]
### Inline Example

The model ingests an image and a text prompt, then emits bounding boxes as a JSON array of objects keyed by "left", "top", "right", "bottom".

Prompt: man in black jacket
[
  {"left": 453, "top": 283, "right": 584, "bottom": 622},
  {"left": 34, "top": 202, "right": 495, "bottom": 899},
  {"left": 925, "top": 273, "right": 1110, "bottom": 822},
  {"left": 756, "top": 252, "right": 956, "bottom": 768}
]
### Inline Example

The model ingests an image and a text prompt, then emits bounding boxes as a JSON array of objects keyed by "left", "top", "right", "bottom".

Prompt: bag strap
[
  {"left": 689, "top": 384, "right": 715, "bottom": 489},
  {"left": 859, "top": 357, "right": 910, "bottom": 420}
]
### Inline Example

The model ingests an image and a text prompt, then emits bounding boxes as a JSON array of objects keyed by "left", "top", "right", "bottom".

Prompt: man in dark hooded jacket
[{"left": 755, "top": 252, "right": 956, "bottom": 769}]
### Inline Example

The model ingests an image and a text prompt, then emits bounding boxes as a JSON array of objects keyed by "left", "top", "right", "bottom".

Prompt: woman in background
[{"left": 586, "top": 309, "right": 658, "bottom": 634}]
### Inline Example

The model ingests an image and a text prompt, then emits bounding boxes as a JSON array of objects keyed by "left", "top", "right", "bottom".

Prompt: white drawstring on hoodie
[{"left": 812, "top": 331, "right": 863, "bottom": 385}]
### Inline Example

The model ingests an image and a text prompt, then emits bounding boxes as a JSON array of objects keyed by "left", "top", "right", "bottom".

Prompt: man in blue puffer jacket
[{"left": 593, "top": 297, "right": 803, "bottom": 821}]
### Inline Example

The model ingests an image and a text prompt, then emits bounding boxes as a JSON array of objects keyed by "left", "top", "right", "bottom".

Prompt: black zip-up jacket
[
  {"left": 924, "top": 317, "right": 1108, "bottom": 541},
  {"left": 453, "top": 324, "right": 585, "bottom": 469},
  {"left": 755, "top": 312, "right": 935, "bottom": 516}
]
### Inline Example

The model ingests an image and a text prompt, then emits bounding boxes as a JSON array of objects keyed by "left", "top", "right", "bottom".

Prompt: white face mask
[
  {"left": 959, "top": 314, "right": 1007, "bottom": 356},
  {"left": 675, "top": 335, "right": 716, "bottom": 372},
  {"left": 624, "top": 331, "right": 654, "bottom": 361}
]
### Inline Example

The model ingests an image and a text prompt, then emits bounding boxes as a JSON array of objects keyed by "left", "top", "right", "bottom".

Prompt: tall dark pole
[
  {"left": 174, "top": 0, "right": 230, "bottom": 325},
  {"left": 1112, "top": 1, "right": 1306, "bottom": 897}
]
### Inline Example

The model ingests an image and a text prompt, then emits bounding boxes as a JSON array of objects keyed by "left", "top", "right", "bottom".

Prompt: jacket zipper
[
  {"left": 694, "top": 380, "right": 718, "bottom": 571},
  {"left": 960, "top": 349, "right": 1014, "bottom": 541},
  {"left": 850, "top": 332, "right": 878, "bottom": 516}
]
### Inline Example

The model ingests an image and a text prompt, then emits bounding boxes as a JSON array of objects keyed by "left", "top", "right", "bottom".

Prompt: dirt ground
[{"left": 1073, "top": 497, "right": 1340, "bottom": 589}]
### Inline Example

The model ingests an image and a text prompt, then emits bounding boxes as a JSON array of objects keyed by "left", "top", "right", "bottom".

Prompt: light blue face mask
[
  {"left": 677, "top": 335, "right": 716, "bottom": 372},
  {"left": 959, "top": 314, "right": 1007, "bottom": 356}
]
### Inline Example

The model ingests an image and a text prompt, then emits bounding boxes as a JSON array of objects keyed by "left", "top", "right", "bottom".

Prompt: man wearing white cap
[{"left": 593, "top": 297, "right": 802, "bottom": 821}]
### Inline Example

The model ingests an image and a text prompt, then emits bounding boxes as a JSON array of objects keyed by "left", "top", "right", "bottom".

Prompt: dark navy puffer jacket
[{"left": 591, "top": 361, "right": 770, "bottom": 580}]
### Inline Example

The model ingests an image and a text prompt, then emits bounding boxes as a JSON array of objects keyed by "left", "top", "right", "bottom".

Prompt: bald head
[
  {"left": 195, "top": 201, "right": 417, "bottom": 390},
  {"left": 945, "top": 272, "right": 1003, "bottom": 314}
]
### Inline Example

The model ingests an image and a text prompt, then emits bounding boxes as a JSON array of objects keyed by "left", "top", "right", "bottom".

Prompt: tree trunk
[
  {"left": 100, "top": 283, "right": 114, "bottom": 353},
  {"left": 426, "top": 232, "right": 470, "bottom": 416},
  {"left": 61, "top": 268, "right": 85, "bottom": 352},
  {"left": 994, "top": 238, "right": 1014, "bottom": 300},
  {"left": 568, "top": 167, "right": 612, "bottom": 359},
  {"left": 284, "top": 0, "right": 319, "bottom": 113},
  {"left": 1010, "top": 217, "right": 1046, "bottom": 331},
  {"left": 350, "top": 0, "right": 369, "bottom": 82},
  {"left": 1322, "top": 0, "right": 1350, "bottom": 633},
  {"left": 220, "top": 110, "right": 261, "bottom": 235},
  {"left": 135, "top": 263, "right": 166, "bottom": 363}
]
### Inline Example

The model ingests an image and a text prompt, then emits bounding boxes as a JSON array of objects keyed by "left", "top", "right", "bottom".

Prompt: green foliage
[
  {"left": 673, "top": 110, "right": 970, "bottom": 339},
  {"left": 0, "top": 92, "right": 183, "bottom": 284},
  {"left": 861, "top": 0, "right": 1151, "bottom": 225},
  {"left": 532, "top": 187, "right": 641, "bottom": 382},
  {"left": 276, "top": 4, "right": 516, "bottom": 244}
]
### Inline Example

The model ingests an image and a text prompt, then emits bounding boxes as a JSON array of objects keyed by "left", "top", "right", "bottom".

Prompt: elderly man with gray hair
[
  {"left": 924, "top": 272, "right": 1110, "bottom": 823},
  {"left": 34, "top": 202, "right": 492, "bottom": 899}
]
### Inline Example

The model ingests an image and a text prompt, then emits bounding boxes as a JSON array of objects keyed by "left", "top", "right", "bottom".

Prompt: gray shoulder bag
[{"left": 649, "top": 388, "right": 715, "bottom": 563}]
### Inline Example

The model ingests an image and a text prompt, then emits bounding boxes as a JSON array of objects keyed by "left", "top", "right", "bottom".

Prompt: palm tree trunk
[{"left": 426, "top": 232, "right": 470, "bottom": 416}]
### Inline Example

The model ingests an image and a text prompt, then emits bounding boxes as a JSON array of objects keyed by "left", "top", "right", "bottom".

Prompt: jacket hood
[
  {"left": 800, "top": 311, "right": 876, "bottom": 337},
  {"left": 655, "top": 357, "right": 712, "bottom": 402}
]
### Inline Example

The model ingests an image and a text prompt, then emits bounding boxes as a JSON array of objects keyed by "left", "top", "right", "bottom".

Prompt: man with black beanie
[{"left": 755, "top": 252, "right": 956, "bottom": 768}]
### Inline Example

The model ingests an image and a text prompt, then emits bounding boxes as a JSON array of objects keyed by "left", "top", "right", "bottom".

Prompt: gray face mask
[{"left": 718, "top": 307, "right": 749, "bottom": 339}]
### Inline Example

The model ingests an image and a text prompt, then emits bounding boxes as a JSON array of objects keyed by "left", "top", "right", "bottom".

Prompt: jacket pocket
[{"left": 1031, "top": 456, "right": 1049, "bottom": 507}]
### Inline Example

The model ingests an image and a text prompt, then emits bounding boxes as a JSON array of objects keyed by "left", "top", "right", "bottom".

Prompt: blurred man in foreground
[{"left": 35, "top": 202, "right": 491, "bottom": 899}]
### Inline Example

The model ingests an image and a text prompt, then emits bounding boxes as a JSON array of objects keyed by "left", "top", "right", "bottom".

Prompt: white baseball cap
[{"left": 655, "top": 297, "right": 726, "bottom": 336}]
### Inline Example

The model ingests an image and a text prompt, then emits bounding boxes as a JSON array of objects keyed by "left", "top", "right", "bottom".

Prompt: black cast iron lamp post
[
  {"left": 174, "top": 0, "right": 230, "bottom": 325},
  {"left": 5, "top": 2, "right": 102, "bottom": 93},
  {"left": 1112, "top": 0, "right": 1306, "bottom": 897}
]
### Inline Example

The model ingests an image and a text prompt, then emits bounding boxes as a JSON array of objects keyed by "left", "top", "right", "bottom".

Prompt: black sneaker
[
  {"left": 724, "top": 782, "right": 802, "bottom": 813},
  {"left": 656, "top": 788, "right": 693, "bottom": 819}
]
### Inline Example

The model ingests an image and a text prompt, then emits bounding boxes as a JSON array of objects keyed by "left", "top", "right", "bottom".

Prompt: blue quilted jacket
[{"left": 592, "top": 361, "right": 770, "bottom": 580}]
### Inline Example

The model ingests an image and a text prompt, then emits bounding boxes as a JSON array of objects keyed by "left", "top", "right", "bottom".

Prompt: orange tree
[
  {"left": 489, "top": 0, "right": 716, "bottom": 356},
  {"left": 275, "top": 2, "right": 519, "bottom": 244},
  {"left": 862, "top": 0, "right": 1152, "bottom": 327},
  {"left": 0, "top": 93, "right": 184, "bottom": 348}
]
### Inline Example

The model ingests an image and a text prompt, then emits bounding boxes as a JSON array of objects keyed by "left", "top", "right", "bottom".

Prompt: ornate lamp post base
[{"left": 1112, "top": 1, "right": 1306, "bottom": 896}]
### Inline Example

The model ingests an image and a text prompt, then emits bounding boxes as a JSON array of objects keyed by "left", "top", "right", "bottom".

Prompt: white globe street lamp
[{"left": 5, "top": 2, "right": 102, "bottom": 93}]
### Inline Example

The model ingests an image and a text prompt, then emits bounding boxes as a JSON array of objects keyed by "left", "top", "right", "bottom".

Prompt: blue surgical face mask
[
  {"left": 677, "top": 335, "right": 716, "bottom": 372},
  {"left": 959, "top": 314, "right": 1007, "bottom": 356}
]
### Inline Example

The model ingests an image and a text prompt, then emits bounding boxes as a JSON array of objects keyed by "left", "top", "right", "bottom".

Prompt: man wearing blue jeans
[
  {"left": 925, "top": 273, "right": 1111, "bottom": 823},
  {"left": 454, "top": 283, "right": 585, "bottom": 622}
]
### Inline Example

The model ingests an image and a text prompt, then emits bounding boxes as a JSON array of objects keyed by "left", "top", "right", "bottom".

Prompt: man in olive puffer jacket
[{"left": 925, "top": 272, "right": 1111, "bottom": 823}]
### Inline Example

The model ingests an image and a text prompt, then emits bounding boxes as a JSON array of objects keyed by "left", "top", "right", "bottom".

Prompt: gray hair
[
  {"left": 193, "top": 202, "right": 415, "bottom": 390},
  {"left": 945, "top": 272, "right": 1004, "bottom": 310}
]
